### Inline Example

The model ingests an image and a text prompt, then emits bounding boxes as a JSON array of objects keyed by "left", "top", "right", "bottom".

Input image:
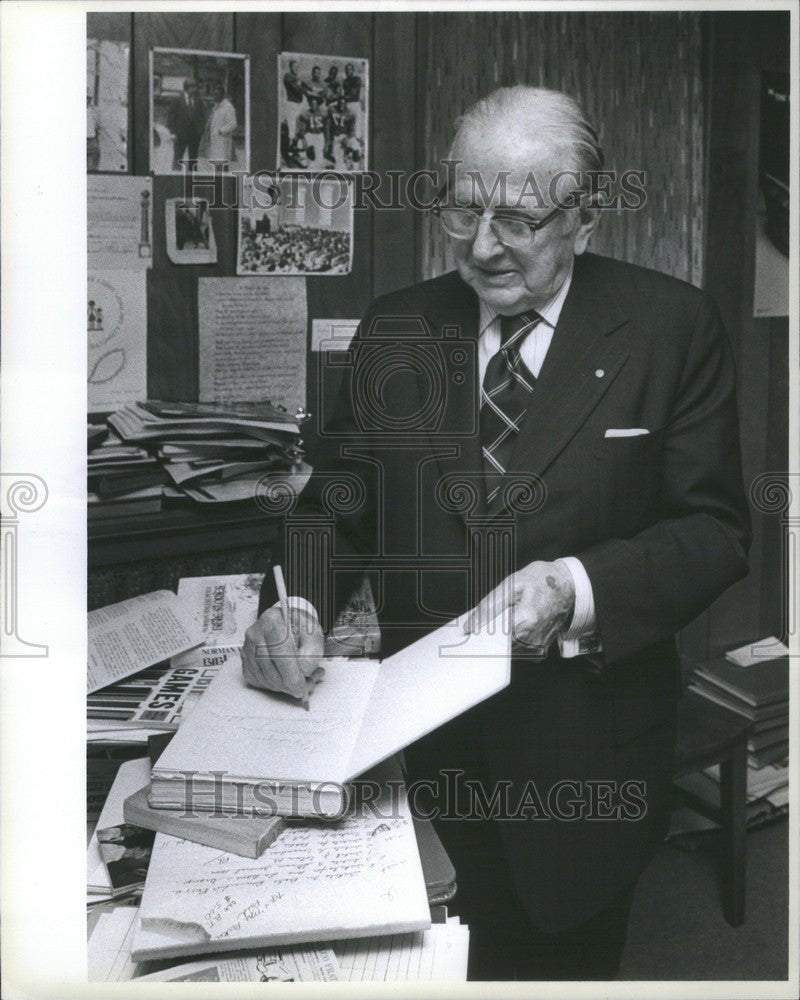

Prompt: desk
[{"left": 88, "top": 502, "right": 279, "bottom": 609}]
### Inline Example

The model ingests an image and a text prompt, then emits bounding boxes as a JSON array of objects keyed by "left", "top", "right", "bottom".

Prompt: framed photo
[
  {"left": 149, "top": 47, "right": 250, "bottom": 175},
  {"left": 237, "top": 176, "right": 354, "bottom": 275},
  {"left": 278, "top": 51, "right": 368, "bottom": 172}
]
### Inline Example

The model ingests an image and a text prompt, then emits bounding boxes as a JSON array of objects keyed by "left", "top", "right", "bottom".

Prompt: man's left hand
[{"left": 463, "top": 560, "right": 576, "bottom": 655}]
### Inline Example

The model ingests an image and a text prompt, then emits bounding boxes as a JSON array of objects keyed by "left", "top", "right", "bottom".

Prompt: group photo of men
[{"left": 278, "top": 52, "right": 367, "bottom": 171}]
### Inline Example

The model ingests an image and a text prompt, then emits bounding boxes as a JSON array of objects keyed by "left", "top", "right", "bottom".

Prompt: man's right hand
[{"left": 242, "top": 605, "right": 325, "bottom": 702}]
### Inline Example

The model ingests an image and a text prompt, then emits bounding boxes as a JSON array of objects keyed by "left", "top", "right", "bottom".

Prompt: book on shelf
[
  {"left": 148, "top": 612, "right": 511, "bottom": 819},
  {"left": 747, "top": 740, "right": 789, "bottom": 769},
  {"left": 692, "top": 655, "right": 788, "bottom": 708},
  {"left": 130, "top": 758, "right": 432, "bottom": 961}
]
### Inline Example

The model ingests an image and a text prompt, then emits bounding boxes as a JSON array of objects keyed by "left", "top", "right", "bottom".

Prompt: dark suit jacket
[
  {"left": 260, "top": 252, "right": 750, "bottom": 929},
  {"left": 167, "top": 95, "right": 206, "bottom": 150}
]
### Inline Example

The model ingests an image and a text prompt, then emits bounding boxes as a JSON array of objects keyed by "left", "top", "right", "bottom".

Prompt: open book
[{"left": 149, "top": 613, "right": 511, "bottom": 818}]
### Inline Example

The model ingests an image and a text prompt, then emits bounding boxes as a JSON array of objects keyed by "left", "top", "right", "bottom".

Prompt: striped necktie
[{"left": 480, "top": 311, "right": 540, "bottom": 506}]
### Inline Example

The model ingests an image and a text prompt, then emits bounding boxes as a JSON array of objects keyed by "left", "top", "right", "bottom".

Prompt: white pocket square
[{"left": 604, "top": 428, "right": 649, "bottom": 438}]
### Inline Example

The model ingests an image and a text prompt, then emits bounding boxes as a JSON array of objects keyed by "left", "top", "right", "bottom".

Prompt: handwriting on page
[{"left": 141, "top": 815, "right": 412, "bottom": 940}]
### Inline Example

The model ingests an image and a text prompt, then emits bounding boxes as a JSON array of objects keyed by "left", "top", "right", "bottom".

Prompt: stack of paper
[
  {"left": 88, "top": 427, "right": 163, "bottom": 517},
  {"left": 106, "top": 400, "right": 308, "bottom": 504}
]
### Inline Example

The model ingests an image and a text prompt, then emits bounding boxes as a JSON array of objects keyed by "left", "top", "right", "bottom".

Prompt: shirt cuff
[
  {"left": 555, "top": 557, "right": 603, "bottom": 658},
  {"left": 271, "top": 597, "right": 319, "bottom": 622}
]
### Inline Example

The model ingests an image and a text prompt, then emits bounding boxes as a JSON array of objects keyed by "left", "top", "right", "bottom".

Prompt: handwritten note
[
  {"left": 132, "top": 761, "right": 430, "bottom": 961},
  {"left": 198, "top": 278, "right": 307, "bottom": 410}
]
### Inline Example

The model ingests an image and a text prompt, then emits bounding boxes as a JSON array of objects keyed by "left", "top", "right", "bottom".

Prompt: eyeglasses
[{"left": 431, "top": 199, "right": 565, "bottom": 250}]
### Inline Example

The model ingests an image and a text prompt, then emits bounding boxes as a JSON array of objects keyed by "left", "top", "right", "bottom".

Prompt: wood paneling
[
  {"left": 417, "top": 11, "right": 706, "bottom": 285},
  {"left": 372, "top": 13, "right": 418, "bottom": 297}
]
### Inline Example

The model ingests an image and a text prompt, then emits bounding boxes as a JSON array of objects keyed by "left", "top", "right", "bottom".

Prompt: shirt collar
[{"left": 478, "top": 263, "right": 574, "bottom": 337}]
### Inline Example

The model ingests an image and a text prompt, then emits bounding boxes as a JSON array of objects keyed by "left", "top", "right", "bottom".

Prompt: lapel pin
[{"left": 595, "top": 369, "right": 605, "bottom": 378}]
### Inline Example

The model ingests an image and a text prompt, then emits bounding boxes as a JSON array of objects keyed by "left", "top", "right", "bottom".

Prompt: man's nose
[{"left": 469, "top": 215, "right": 505, "bottom": 261}]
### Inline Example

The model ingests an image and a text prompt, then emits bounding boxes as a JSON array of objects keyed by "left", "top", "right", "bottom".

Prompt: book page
[
  {"left": 133, "top": 762, "right": 430, "bottom": 960},
  {"left": 88, "top": 591, "right": 206, "bottom": 693},
  {"left": 152, "top": 653, "right": 381, "bottom": 788},
  {"left": 346, "top": 612, "right": 512, "bottom": 780}
]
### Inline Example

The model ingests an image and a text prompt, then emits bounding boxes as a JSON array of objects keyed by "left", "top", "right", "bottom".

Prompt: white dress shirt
[{"left": 477, "top": 268, "right": 601, "bottom": 657}]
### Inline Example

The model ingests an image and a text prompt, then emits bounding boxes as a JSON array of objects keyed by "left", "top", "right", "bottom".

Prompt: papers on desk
[
  {"left": 88, "top": 591, "right": 205, "bottom": 694},
  {"left": 335, "top": 919, "right": 470, "bottom": 981},
  {"left": 131, "top": 760, "right": 431, "bottom": 962},
  {"left": 136, "top": 945, "right": 339, "bottom": 982},
  {"left": 87, "top": 903, "right": 339, "bottom": 982}
]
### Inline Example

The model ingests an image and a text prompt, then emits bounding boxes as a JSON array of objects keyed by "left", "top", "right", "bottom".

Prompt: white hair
[{"left": 451, "top": 85, "right": 604, "bottom": 185}]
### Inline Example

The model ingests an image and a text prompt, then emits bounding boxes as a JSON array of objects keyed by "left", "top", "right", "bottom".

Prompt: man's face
[
  {"left": 312, "top": 67, "right": 321, "bottom": 81},
  {"left": 289, "top": 61, "right": 298, "bottom": 75},
  {"left": 448, "top": 130, "right": 595, "bottom": 314},
  {"left": 345, "top": 64, "right": 354, "bottom": 77}
]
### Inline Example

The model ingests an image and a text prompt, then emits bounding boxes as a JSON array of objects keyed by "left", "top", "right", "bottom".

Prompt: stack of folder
[{"left": 88, "top": 426, "right": 165, "bottom": 517}]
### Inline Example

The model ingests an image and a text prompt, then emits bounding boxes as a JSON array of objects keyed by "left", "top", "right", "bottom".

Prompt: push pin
[{"left": 595, "top": 369, "right": 605, "bottom": 379}]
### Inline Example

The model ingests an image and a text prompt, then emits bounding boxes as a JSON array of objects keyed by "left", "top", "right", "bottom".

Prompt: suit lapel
[{"left": 489, "top": 254, "right": 631, "bottom": 517}]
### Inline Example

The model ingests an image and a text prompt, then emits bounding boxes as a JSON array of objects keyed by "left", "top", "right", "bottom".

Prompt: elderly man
[{"left": 243, "top": 86, "right": 750, "bottom": 980}]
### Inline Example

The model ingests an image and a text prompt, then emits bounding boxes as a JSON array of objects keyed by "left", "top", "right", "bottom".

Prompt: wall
[
  {"left": 694, "top": 11, "right": 790, "bottom": 658},
  {"left": 416, "top": 11, "right": 706, "bottom": 285}
]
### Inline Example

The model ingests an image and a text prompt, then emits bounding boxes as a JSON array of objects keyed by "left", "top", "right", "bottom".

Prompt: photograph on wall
[
  {"left": 87, "top": 37, "right": 129, "bottom": 172},
  {"left": 277, "top": 52, "right": 368, "bottom": 172},
  {"left": 237, "top": 176, "right": 353, "bottom": 275},
  {"left": 165, "top": 197, "right": 217, "bottom": 265},
  {"left": 149, "top": 47, "right": 250, "bottom": 175},
  {"left": 753, "top": 71, "right": 789, "bottom": 318}
]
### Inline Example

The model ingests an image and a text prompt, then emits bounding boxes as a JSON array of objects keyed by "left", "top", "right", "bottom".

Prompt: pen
[{"left": 273, "top": 563, "right": 309, "bottom": 710}]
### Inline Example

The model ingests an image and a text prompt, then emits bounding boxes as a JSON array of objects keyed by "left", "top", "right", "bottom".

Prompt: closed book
[
  {"left": 149, "top": 614, "right": 511, "bottom": 819},
  {"left": 694, "top": 656, "right": 788, "bottom": 708},
  {"left": 748, "top": 724, "right": 789, "bottom": 752},
  {"left": 124, "top": 785, "right": 286, "bottom": 859},
  {"left": 747, "top": 740, "right": 789, "bottom": 769},
  {"left": 688, "top": 679, "right": 788, "bottom": 722}
]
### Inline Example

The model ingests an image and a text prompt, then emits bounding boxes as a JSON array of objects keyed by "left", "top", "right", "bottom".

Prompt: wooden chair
[{"left": 673, "top": 689, "right": 750, "bottom": 926}]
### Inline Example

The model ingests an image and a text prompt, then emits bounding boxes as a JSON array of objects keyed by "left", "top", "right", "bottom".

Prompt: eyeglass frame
[{"left": 429, "top": 184, "right": 576, "bottom": 249}]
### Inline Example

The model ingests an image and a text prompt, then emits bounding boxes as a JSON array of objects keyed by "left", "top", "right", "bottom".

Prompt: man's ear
[{"left": 573, "top": 206, "right": 600, "bottom": 255}]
